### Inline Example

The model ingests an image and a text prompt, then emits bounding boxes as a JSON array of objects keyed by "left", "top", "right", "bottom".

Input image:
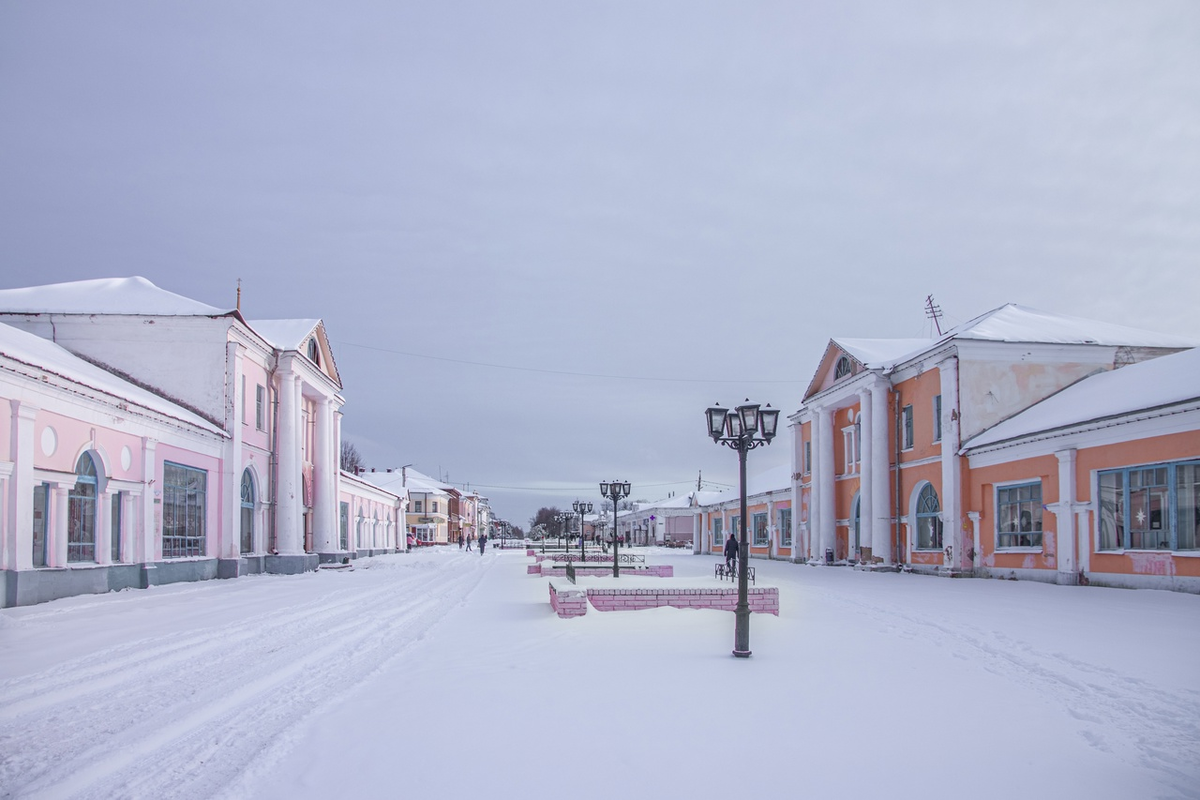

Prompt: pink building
[{"left": 0, "top": 277, "right": 393, "bottom": 607}]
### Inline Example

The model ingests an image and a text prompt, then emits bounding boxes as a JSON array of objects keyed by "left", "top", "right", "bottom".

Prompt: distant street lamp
[
  {"left": 706, "top": 399, "right": 780, "bottom": 659},
  {"left": 599, "top": 481, "right": 631, "bottom": 577},
  {"left": 572, "top": 499, "right": 593, "bottom": 559}
]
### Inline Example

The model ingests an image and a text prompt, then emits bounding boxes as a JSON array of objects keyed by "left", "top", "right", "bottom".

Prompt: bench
[{"left": 714, "top": 562, "right": 755, "bottom": 585}]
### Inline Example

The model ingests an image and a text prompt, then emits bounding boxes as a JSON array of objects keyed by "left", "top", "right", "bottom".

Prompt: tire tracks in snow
[
  {"left": 0, "top": 552, "right": 493, "bottom": 800},
  {"left": 809, "top": 578, "right": 1200, "bottom": 799}
]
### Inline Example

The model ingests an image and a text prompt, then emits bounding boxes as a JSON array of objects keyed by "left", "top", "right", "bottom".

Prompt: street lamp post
[
  {"left": 572, "top": 500, "right": 593, "bottom": 559},
  {"left": 599, "top": 481, "right": 631, "bottom": 577},
  {"left": 706, "top": 399, "right": 780, "bottom": 659}
]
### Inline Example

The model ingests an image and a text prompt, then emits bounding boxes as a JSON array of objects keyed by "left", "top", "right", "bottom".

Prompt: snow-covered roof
[
  {"left": 0, "top": 322, "right": 225, "bottom": 435},
  {"left": 964, "top": 347, "right": 1200, "bottom": 450},
  {"left": 694, "top": 464, "right": 792, "bottom": 509},
  {"left": 824, "top": 304, "right": 1195, "bottom": 379},
  {"left": 247, "top": 319, "right": 321, "bottom": 350},
  {"left": 834, "top": 338, "right": 935, "bottom": 370},
  {"left": 948, "top": 304, "right": 1196, "bottom": 349},
  {"left": 358, "top": 467, "right": 455, "bottom": 496},
  {"left": 0, "top": 276, "right": 231, "bottom": 316}
]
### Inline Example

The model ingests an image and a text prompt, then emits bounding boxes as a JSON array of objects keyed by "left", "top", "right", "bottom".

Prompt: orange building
[{"left": 788, "top": 304, "right": 1196, "bottom": 590}]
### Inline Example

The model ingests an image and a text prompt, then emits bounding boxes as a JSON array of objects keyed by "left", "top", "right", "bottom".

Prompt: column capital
[{"left": 1054, "top": 448, "right": 1078, "bottom": 464}]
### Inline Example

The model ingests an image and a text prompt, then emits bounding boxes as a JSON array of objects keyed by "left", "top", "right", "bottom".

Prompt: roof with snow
[
  {"left": 0, "top": 276, "right": 232, "bottom": 317},
  {"left": 964, "top": 347, "right": 1200, "bottom": 450},
  {"left": 0, "top": 322, "right": 225, "bottom": 435},
  {"left": 358, "top": 467, "right": 456, "bottom": 496},
  {"left": 808, "top": 304, "right": 1197, "bottom": 400},
  {"left": 247, "top": 319, "right": 321, "bottom": 350}
]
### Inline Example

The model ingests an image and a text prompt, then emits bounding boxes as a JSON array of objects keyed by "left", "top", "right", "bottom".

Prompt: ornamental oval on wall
[
  {"left": 121, "top": 445, "right": 132, "bottom": 471},
  {"left": 40, "top": 426, "right": 57, "bottom": 457}
]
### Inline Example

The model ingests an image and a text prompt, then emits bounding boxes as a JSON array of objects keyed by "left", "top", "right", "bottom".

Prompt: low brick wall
[
  {"left": 587, "top": 586, "right": 778, "bottom": 615},
  {"left": 548, "top": 582, "right": 588, "bottom": 618}
]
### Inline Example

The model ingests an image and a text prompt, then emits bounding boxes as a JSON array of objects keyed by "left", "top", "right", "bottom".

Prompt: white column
[
  {"left": 276, "top": 371, "right": 302, "bottom": 555},
  {"left": 938, "top": 356, "right": 964, "bottom": 572},
  {"left": 314, "top": 397, "right": 336, "bottom": 553},
  {"left": 52, "top": 483, "right": 69, "bottom": 567},
  {"left": 223, "top": 342, "right": 244, "bottom": 561},
  {"left": 96, "top": 491, "right": 113, "bottom": 565},
  {"left": 767, "top": 497, "right": 777, "bottom": 559},
  {"left": 857, "top": 388, "right": 874, "bottom": 562},
  {"left": 870, "top": 380, "right": 892, "bottom": 564},
  {"left": 1076, "top": 507, "right": 1092, "bottom": 578},
  {"left": 10, "top": 401, "right": 38, "bottom": 571},
  {"left": 1055, "top": 449, "right": 1078, "bottom": 581},
  {"left": 817, "top": 405, "right": 836, "bottom": 561},
  {"left": 141, "top": 437, "right": 158, "bottom": 563}
]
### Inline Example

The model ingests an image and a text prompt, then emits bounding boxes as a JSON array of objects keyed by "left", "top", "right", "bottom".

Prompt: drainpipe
[
  {"left": 267, "top": 359, "right": 280, "bottom": 554},
  {"left": 894, "top": 390, "right": 903, "bottom": 565}
]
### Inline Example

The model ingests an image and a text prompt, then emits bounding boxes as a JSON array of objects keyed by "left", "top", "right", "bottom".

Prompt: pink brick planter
[
  {"left": 586, "top": 586, "right": 778, "bottom": 615},
  {"left": 548, "top": 582, "right": 588, "bottom": 618}
]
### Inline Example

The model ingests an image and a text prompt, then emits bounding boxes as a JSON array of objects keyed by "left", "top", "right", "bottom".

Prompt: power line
[
  {"left": 445, "top": 478, "right": 730, "bottom": 493},
  {"left": 333, "top": 340, "right": 805, "bottom": 384}
]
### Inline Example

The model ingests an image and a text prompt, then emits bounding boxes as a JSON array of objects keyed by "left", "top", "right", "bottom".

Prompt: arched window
[
  {"left": 834, "top": 356, "right": 852, "bottom": 380},
  {"left": 916, "top": 484, "right": 943, "bottom": 550},
  {"left": 356, "top": 510, "right": 364, "bottom": 549},
  {"left": 373, "top": 512, "right": 380, "bottom": 548},
  {"left": 68, "top": 453, "right": 98, "bottom": 562},
  {"left": 240, "top": 470, "right": 256, "bottom": 554},
  {"left": 307, "top": 338, "right": 320, "bottom": 366}
]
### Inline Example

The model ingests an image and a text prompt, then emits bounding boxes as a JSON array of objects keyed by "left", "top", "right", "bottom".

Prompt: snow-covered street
[{"left": 2, "top": 548, "right": 1198, "bottom": 800}]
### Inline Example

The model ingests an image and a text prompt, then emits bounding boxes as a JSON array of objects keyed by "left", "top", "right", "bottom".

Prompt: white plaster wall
[
  {"left": 958, "top": 358, "right": 1110, "bottom": 441},
  {"left": 0, "top": 315, "right": 235, "bottom": 426}
]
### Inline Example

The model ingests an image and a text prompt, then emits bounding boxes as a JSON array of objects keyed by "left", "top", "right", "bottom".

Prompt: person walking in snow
[
  {"left": 465, "top": 533, "right": 473, "bottom": 552},
  {"left": 459, "top": 534, "right": 464, "bottom": 550},
  {"left": 479, "top": 533, "right": 487, "bottom": 555},
  {"left": 724, "top": 532, "right": 739, "bottom": 575}
]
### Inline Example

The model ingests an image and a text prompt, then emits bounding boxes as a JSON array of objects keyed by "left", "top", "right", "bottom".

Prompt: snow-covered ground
[{"left": 2, "top": 548, "right": 1198, "bottom": 800}]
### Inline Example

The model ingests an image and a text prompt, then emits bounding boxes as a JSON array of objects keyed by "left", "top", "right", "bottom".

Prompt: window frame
[
  {"left": 111, "top": 490, "right": 123, "bottom": 563},
  {"left": 902, "top": 405, "right": 914, "bottom": 451},
  {"left": 1097, "top": 460, "right": 1200, "bottom": 552},
  {"left": 255, "top": 385, "right": 266, "bottom": 431},
  {"left": 162, "top": 461, "right": 207, "bottom": 559},
  {"left": 778, "top": 507, "right": 792, "bottom": 547},
  {"left": 68, "top": 453, "right": 98, "bottom": 563},
  {"left": 933, "top": 395, "right": 942, "bottom": 442},
  {"left": 804, "top": 440, "right": 811, "bottom": 475},
  {"left": 995, "top": 480, "right": 1043, "bottom": 550},
  {"left": 914, "top": 483, "right": 942, "bottom": 551},
  {"left": 752, "top": 512, "right": 769, "bottom": 547}
]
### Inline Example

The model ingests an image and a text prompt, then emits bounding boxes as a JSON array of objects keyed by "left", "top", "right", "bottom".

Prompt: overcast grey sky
[{"left": 2, "top": 1, "right": 1198, "bottom": 527}]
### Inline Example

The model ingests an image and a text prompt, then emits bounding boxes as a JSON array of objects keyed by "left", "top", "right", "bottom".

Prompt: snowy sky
[{"left": 1, "top": 1, "right": 1198, "bottom": 527}]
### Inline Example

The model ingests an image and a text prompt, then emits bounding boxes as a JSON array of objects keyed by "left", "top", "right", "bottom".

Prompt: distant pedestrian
[
  {"left": 479, "top": 533, "right": 487, "bottom": 555},
  {"left": 466, "top": 534, "right": 473, "bottom": 552},
  {"left": 724, "top": 532, "right": 738, "bottom": 574},
  {"left": 458, "top": 535, "right": 464, "bottom": 550}
]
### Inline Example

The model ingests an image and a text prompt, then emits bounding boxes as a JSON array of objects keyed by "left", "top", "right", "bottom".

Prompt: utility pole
[{"left": 925, "top": 295, "right": 944, "bottom": 336}]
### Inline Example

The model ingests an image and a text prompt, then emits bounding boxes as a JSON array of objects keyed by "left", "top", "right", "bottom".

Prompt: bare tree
[{"left": 340, "top": 440, "right": 364, "bottom": 473}]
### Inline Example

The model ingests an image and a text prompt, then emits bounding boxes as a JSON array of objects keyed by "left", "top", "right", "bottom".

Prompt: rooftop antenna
[
  {"left": 925, "top": 294, "right": 944, "bottom": 336},
  {"left": 697, "top": 470, "right": 702, "bottom": 491},
  {"left": 236, "top": 278, "right": 242, "bottom": 313}
]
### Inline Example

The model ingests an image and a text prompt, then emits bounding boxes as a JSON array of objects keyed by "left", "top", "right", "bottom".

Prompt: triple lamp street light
[
  {"left": 706, "top": 399, "right": 780, "bottom": 659},
  {"left": 598, "top": 480, "right": 631, "bottom": 578},
  {"left": 572, "top": 499, "right": 593, "bottom": 559}
]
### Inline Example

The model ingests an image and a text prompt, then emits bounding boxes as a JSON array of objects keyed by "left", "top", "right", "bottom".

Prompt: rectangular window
[
  {"left": 255, "top": 385, "right": 266, "bottom": 431},
  {"left": 111, "top": 491, "right": 123, "bottom": 563},
  {"left": 752, "top": 513, "right": 768, "bottom": 547},
  {"left": 162, "top": 462, "right": 207, "bottom": 558},
  {"left": 933, "top": 395, "right": 942, "bottom": 442},
  {"left": 432, "top": 501, "right": 438, "bottom": 513},
  {"left": 902, "top": 405, "right": 914, "bottom": 450},
  {"left": 414, "top": 500, "right": 422, "bottom": 513},
  {"left": 340, "top": 502, "right": 349, "bottom": 551},
  {"left": 779, "top": 508, "right": 792, "bottom": 547},
  {"left": 731, "top": 516, "right": 740, "bottom": 537},
  {"left": 712, "top": 517, "right": 723, "bottom": 548},
  {"left": 804, "top": 441, "right": 811, "bottom": 474},
  {"left": 996, "top": 482, "right": 1042, "bottom": 549},
  {"left": 32, "top": 483, "right": 48, "bottom": 567},
  {"left": 1097, "top": 461, "right": 1199, "bottom": 551}
]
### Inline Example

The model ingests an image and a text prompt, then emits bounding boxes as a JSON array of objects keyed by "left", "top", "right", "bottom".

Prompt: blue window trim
[{"left": 1098, "top": 459, "right": 1200, "bottom": 552}]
